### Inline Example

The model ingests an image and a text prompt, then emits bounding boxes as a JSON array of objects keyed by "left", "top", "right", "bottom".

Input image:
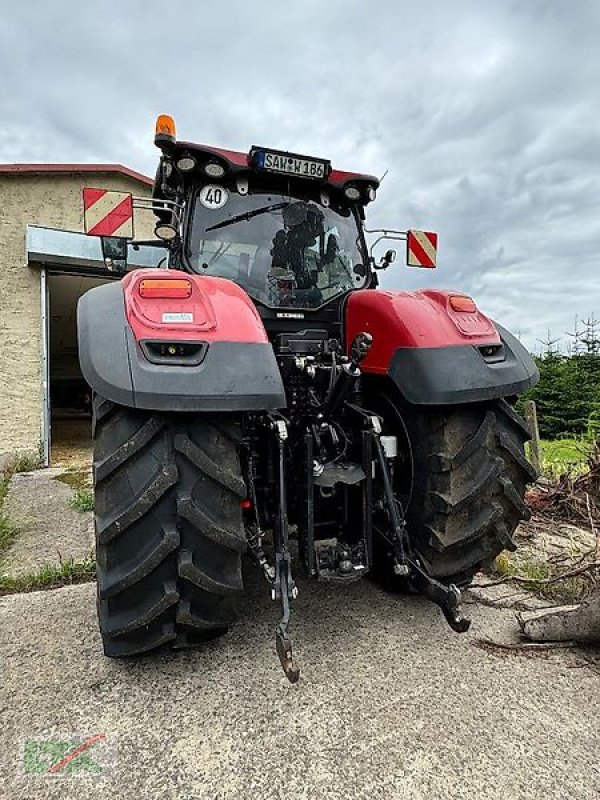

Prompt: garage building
[{"left": 0, "top": 164, "right": 157, "bottom": 466}]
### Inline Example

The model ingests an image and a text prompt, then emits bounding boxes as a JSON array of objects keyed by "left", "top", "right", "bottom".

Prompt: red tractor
[{"left": 79, "top": 115, "right": 538, "bottom": 681}]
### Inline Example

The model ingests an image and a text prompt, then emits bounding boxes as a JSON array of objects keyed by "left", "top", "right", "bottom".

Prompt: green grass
[
  {"left": 495, "top": 553, "right": 550, "bottom": 583},
  {"left": 0, "top": 450, "right": 43, "bottom": 562},
  {"left": 69, "top": 488, "right": 94, "bottom": 512},
  {"left": 0, "top": 468, "right": 19, "bottom": 563},
  {"left": 10, "top": 452, "right": 42, "bottom": 474},
  {"left": 0, "top": 507, "right": 19, "bottom": 561},
  {"left": 539, "top": 438, "right": 591, "bottom": 477},
  {"left": 0, "top": 555, "right": 96, "bottom": 595},
  {"left": 494, "top": 552, "right": 591, "bottom": 603}
]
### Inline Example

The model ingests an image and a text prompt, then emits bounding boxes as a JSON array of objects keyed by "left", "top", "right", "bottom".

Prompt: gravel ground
[
  {"left": 51, "top": 417, "right": 92, "bottom": 471},
  {"left": 1, "top": 568, "right": 598, "bottom": 800},
  {"left": 514, "top": 518, "right": 596, "bottom": 566},
  {"left": 1, "top": 469, "right": 93, "bottom": 576}
]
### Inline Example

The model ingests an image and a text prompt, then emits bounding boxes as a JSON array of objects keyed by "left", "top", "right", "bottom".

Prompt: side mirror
[
  {"left": 378, "top": 249, "right": 396, "bottom": 269},
  {"left": 101, "top": 236, "right": 128, "bottom": 274}
]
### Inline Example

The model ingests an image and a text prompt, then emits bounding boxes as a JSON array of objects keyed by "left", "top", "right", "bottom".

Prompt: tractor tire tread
[
  {"left": 92, "top": 395, "right": 246, "bottom": 658},
  {"left": 97, "top": 524, "right": 180, "bottom": 598},
  {"left": 368, "top": 392, "right": 535, "bottom": 587},
  {"left": 413, "top": 399, "right": 534, "bottom": 583}
]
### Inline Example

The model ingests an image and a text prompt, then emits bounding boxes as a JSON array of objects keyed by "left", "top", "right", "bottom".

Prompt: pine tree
[
  {"left": 516, "top": 318, "right": 599, "bottom": 440},
  {"left": 528, "top": 333, "right": 567, "bottom": 438}
]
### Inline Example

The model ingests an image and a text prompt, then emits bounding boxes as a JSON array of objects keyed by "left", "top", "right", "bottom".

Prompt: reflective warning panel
[
  {"left": 83, "top": 188, "right": 134, "bottom": 239},
  {"left": 407, "top": 230, "right": 438, "bottom": 268}
]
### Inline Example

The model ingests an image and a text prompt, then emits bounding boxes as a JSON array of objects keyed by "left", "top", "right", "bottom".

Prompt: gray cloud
[{"left": 1, "top": 0, "right": 598, "bottom": 350}]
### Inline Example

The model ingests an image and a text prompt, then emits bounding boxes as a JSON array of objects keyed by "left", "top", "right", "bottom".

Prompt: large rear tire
[
  {"left": 369, "top": 394, "right": 537, "bottom": 588},
  {"left": 92, "top": 395, "right": 247, "bottom": 656}
]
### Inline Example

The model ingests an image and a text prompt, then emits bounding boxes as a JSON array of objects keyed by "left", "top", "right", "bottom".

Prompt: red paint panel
[
  {"left": 345, "top": 289, "right": 500, "bottom": 374},
  {"left": 122, "top": 269, "right": 269, "bottom": 344},
  {"left": 408, "top": 235, "right": 431, "bottom": 266},
  {"left": 83, "top": 187, "right": 106, "bottom": 210},
  {"left": 87, "top": 195, "right": 134, "bottom": 236},
  {"left": 407, "top": 230, "right": 438, "bottom": 268}
]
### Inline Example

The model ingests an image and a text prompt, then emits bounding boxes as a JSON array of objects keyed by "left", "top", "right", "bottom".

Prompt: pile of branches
[{"left": 527, "top": 442, "right": 600, "bottom": 532}]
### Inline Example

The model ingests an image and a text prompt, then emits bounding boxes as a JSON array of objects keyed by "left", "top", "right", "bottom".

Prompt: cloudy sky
[{"left": 2, "top": 0, "right": 599, "bottom": 351}]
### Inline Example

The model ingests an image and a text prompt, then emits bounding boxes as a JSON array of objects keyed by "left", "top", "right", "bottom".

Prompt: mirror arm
[
  {"left": 130, "top": 239, "right": 171, "bottom": 250},
  {"left": 366, "top": 229, "right": 407, "bottom": 258}
]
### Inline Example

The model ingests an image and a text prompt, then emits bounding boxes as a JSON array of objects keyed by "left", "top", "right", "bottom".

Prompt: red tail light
[
  {"left": 139, "top": 278, "right": 192, "bottom": 299},
  {"left": 449, "top": 295, "right": 477, "bottom": 313}
]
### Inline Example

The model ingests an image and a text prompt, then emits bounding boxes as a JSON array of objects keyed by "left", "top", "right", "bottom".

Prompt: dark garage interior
[{"left": 48, "top": 274, "right": 108, "bottom": 466}]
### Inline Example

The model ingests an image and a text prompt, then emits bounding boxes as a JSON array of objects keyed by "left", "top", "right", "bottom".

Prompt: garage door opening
[
  {"left": 29, "top": 225, "right": 164, "bottom": 467},
  {"left": 48, "top": 274, "right": 109, "bottom": 468}
]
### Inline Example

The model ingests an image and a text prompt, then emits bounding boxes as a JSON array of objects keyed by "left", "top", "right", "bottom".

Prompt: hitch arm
[
  {"left": 405, "top": 558, "right": 471, "bottom": 633},
  {"left": 360, "top": 412, "right": 471, "bottom": 634},
  {"left": 372, "top": 433, "right": 408, "bottom": 572},
  {"left": 271, "top": 419, "right": 300, "bottom": 683}
]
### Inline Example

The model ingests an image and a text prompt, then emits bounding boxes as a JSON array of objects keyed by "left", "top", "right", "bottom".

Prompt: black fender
[
  {"left": 77, "top": 282, "right": 286, "bottom": 411},
  {"left": 388, "top": 323, "right": 539, "bottom": 405}
]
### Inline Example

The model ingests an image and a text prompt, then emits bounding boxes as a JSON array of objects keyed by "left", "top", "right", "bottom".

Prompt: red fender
[
  {"left": 345, "top": 289, "right": 500, "bottom": 375},
  {"left": 122, "top": 269, "right": 268, "bottom": 344},
  {"left": 78, "top": 269, "right": 285, "bottom": 411}
]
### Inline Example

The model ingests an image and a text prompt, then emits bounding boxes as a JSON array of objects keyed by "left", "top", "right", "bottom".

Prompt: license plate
[{"left": 254, "top": 149, "right": 329, "bottom": 179}]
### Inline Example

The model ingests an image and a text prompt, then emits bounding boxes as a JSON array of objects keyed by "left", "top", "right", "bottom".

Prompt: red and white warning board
[
  {"left": 83, "top": 188, "right": 134, "bottom": 238},
  {"left": 407, "top": 229, "right": 438, "bottom": 268}
]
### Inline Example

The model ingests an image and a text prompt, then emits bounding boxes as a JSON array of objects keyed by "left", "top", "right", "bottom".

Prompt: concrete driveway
[{"left": 1, "top": 568, "right": 598, "bottom": 800}]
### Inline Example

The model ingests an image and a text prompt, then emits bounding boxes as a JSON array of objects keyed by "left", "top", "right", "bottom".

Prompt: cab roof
[{"left": 153, "top": 140, "right": 380, "bottom": 202}]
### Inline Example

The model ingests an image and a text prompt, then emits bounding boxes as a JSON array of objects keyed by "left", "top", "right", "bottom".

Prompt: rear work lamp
[
  {"left": 139, "top": 278, "right": 192, "bottom": 299},
  {"left": 449, "top": 295, "right": 477, "bottom": 313}
]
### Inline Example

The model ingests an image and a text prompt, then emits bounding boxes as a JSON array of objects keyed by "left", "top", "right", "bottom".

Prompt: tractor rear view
[{"left": 78, "top": 115, "right": 538, "bottom": 681}]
